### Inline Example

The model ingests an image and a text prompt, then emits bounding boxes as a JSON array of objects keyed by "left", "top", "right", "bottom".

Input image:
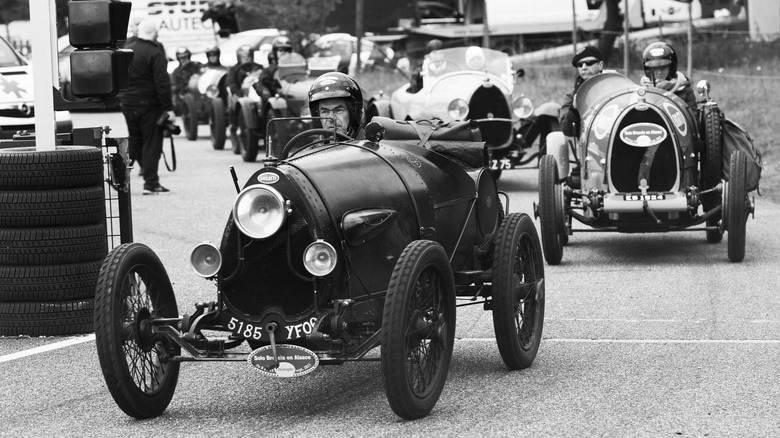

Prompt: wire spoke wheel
[
  {"left": 381, "top": 240, "right": 455, "bottom": 420},
  {"left": 492, "top": 213, "right": 545, "bottom": 369},
  {"left": 94, "top": 243, "right": 180, "bottom": 418}
]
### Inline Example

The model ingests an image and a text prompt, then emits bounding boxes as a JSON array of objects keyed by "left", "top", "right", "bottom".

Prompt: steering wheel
[{"left": 279, "top": 129, "right": 353, "bottom": 159}]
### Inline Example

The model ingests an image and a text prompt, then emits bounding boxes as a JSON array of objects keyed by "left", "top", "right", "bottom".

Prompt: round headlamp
[
  {"left": 303, "top": 240, "right": 337, "bottom": 276},
  {"left": 448, "top": 99, "right": 469, "bottom": 120},
  {"left": 232, "top": 185, "right": 286, "bottom": 239},
  {"left": 205, "top": 84, "right": 219, "bottom": 99},
  {"left": 190, "top": 242, "right": 222, "bottom": 277},
  {"left": 512, "top": 95, "right": 534, "bottom": 119}
]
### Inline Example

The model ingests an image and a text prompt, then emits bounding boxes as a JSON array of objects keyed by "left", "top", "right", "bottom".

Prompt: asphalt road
[{"left": 1, "top": 112, "right": 778, "bottom": 437}]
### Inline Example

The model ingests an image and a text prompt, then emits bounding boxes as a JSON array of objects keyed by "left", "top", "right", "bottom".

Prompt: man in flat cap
[{"left": 559, "top": 45, "right": 604, "bottom": 138}]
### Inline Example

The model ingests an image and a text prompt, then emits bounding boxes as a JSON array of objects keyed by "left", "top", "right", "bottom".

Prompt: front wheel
[
  {"left": 538, "top": 155, "right": 565, "bottom": 264},
  {"left": 491, "top": 213, "right": 545, "bottom": 369},
  {"left": 724, "top": 151, "right": 748, "bottom": 262},
  {"left": 237, "top": 109, "right": 260, "bottom": 162},
  {"left": 209, "top": 98, "right": 226, "bottom": 150},
  {"left": 94, "top": 243, "right": 180, "bottom": 418},
  {"left": 381, "top": 240, "right": 455, "bottom": 420},
  {"left": 181, "top": 94, "right": 199, "bottom": 141}
]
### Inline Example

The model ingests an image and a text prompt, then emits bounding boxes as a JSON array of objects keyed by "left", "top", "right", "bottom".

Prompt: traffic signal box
[{"left": 69, "top": 0, "right": 133, "bottom": 97}]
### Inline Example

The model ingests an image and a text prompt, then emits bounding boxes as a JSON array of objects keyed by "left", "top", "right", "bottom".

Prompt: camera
[{"left": 157, "top": 112, "right": 181, "bottom": 136}]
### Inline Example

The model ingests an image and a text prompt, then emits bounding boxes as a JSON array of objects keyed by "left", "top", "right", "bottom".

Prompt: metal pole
[
  {"left": 482, "top": 0, "right": 489, "bottom": 48},
  {"left": 30, "top": 0, "right": 57, "bottom": 150},
  {"left": 687, "top": 1, "right": 693, "bottom": 79},
  {"left": 572, "top": 0, "right": 578, "bottom": 51},
  {"left": 355, "top": 0, "right": 363, "bottom": 74},
  {"left": 623, "top": 0, "right": 630, "bottom": 76}
]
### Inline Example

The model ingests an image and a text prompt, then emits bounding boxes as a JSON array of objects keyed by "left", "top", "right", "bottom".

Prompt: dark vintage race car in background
[
  {"left": 368, "top": 46, "right": 560, "bottom": 179},
  {"left": 536, "top": 72, "right": 756, "bottom": 264},
  {"left": 94, "top": 116, "right": 546, "bottom": 420}
]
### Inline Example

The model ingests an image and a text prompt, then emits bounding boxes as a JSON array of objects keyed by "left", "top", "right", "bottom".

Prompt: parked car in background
[
  {"left": 307, "top": 33, "right": 395, "bottom": 76},
  {"left": 0, "top": 35, "right": 72, "bottom": 139}
]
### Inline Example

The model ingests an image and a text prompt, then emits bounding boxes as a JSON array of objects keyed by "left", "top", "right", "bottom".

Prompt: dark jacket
[
  {"left": 559, "top": 75, "right": 585, "bottom": 137},
  {"left": 171, "top": 61, "right": 204, "bottom": 95},
  {"left": 120, "top": 38, "right": 173, "bottom": 111}
]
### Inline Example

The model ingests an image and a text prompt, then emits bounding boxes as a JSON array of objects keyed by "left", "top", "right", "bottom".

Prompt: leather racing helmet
[
  {"left": 206, "top": 46, "right": 221, "bottom": 57},
  {"left": 426, "top": 39, "right": 443, "bottom": 54},
  {"left": 176, "top": 47, "right": 192, "bottom": 60},
  {"left": 271, "top": 36, "right": 293, "bottom": 58},
  {"left": 642, "top": 41, "right": 677, "bottom": 81},
  {"left": 236, "top": 44, "right": 255, "bottom": 64},
  {"left": 308, "top": 72, "right": 364, "bottom": 134}
]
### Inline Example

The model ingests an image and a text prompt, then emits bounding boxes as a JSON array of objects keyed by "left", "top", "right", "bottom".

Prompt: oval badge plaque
[
  {"left": 248, "top": 344, "right": 319, "bottom": 377},
  {"left": 257, "top": 172, "right": 280, "bottom": 184},
  {"left": 619, "top": 122, "right": 667, "bottom": 147}
]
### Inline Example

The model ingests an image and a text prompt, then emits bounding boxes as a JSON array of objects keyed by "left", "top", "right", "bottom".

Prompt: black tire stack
[{"left": 0, "top": 146, "right": 107, "bottom": 336}]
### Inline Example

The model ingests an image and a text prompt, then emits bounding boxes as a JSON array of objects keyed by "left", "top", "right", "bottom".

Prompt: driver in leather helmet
[
  {"left": 308, "top": 72, "right": 366, "bottom": 139},
  {"left": 225, "top": 44, "right": 257, "bottom": 95},
  {"left": 257, "top": 36, "right": 294, "bottom": 98}
]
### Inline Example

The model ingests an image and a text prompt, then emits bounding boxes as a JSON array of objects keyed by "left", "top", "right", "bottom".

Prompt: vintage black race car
[
  {"left": 535, "top": 72, "right": 756, "bottom": 264},
  {"left": 94, "top": 116, "right": 546, "bottom": 420}
]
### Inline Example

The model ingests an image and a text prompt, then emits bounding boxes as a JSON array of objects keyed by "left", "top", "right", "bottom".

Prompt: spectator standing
[{"left": 120, "top": 18, "right": 174, "bottom": 195}]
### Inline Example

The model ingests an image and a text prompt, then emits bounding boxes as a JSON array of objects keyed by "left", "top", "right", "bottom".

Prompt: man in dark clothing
[
  {"left": 170, "top": 47, "right": 204, "bottom": 114},
  {"left": 120, "top": 18, "right": 174, "bottom": 195},
  {"left": 225, "top": 45, "right": 257, "bottom": 96},
  {"left": 559, "top": 45, "right": 604, "bottom": 137}
]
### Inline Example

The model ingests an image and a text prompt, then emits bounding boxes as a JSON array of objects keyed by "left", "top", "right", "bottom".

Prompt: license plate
[
  {"left": 490, "top": 158, "right": 513, "bottom": 170},
  {"left": 623, "top": 194, "right": 665, "bottom": 201}
]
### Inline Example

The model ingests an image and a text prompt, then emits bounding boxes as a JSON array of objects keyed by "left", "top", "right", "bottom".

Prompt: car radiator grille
[
  {"left": 220, "top": 210, "right": 315, "bottom": 318},
  {"left": 609, "top": 109, "right": 679, "bottom": 193}
]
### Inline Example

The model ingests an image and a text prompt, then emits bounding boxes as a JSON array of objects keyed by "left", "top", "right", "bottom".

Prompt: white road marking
[
  {"left": 458, "top": 338, "right": 780, "bottom": 344},
  {"left": 0, "top": 334, "right": 95, "bottom": 363}
]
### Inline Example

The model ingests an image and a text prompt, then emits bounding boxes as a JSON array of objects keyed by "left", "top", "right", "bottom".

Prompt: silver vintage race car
[
  {"left": 369, "top": 46, "right": 560, "bottom": 179},
  {"left": 536, "top": 71, "right": 756, "bottom": 264}
]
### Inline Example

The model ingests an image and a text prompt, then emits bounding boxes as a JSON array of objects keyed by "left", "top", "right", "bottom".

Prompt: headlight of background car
[
  {"left": 232, "top": 185, "right": 286, "bottom": 239},
  {"left": 512, "top": 95, "right": 534, "bottom": 119},
  {"left": 448, "top": 98, "right": 469, "bottom": 120},
  {"left": 303, "top": 240, "right": 337, "bottom": 276},
  {"left": 205, "top": 84, "right": 219, "bottom": 99}
]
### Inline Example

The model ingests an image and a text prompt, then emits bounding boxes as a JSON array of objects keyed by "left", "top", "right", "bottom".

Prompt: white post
[{"left": 29, "top": 0, "right": 58, "bottom": 151}]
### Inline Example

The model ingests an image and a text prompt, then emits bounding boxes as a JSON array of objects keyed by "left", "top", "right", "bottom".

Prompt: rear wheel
[
  {"left": 538, "top": 155, "right": 565, "bottom": 264},
  {"left": 491, "top": 213, "right": 545, "bottom": 369},
  {"left": 701, "top": 105, "right": 723, "bottom": 243},
  {"left": 209, "top": 98, "right": 226, "bottom": 150},
  {"left": 381, "top": 240, "right": 455, "bottom": 420},
  {"left": 94, "top": 243, "right": 180, "bottom": 418},
  {"left": 724, "top": 151, "right": 748, "bottom": 263}
]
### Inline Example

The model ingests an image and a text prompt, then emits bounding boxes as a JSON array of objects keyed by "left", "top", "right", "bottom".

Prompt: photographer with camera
[{"left": 120, "top": 17, "right": 176, "bottom": 195}]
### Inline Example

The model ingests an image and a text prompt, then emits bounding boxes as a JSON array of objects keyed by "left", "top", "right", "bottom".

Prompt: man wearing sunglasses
[{"left": 559, "top": 45, "right": 604, "bottom": 138}]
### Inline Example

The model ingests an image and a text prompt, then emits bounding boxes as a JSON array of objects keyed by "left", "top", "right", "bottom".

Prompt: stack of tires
[{"left": 0, "top": 146, "right": 108, "bottom": 336}]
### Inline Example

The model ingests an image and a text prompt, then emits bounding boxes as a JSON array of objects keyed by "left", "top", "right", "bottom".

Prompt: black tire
[
  {"left": 725, "top": 151, "right": 748, "bottom": 263},
  {"left": 181, "top": 94, "right": 199, "bottom": 141},
  {"left": 0, "top": 146, "right": 103, "bottom": 189},
  {"left": 381, "top": 240, "right": 455, "bottom": 420},
  {"left": 94, "top": 243, "right": 180, "bottom": 419},
  {"left": 701, "top": 105, "right": 723, "bottom": 243},
  {"left": 491, "top": 213, "right": 545, "bottom": 369},
  {"left": 0, "top": 298, "right": 94, "bottom": 336},
  {"left": 210, "top": 98, "right": 227, "bottom": 150},
  {"left": 0, "top": 224, "right": 107, "bottom": 265},
  {"left": 538, "top": 155, "right": 564, "bottom": 264},
  {"left": 0, "top": 260, "right": 103, "bottom": 301},
  {"left": 0, "top": 186, "right": 105, "bottom": 228},
  {"left": 237, "top": 110, "right": 259, "bottom": 162}
]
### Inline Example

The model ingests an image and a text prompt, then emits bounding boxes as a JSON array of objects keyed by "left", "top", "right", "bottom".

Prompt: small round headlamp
[
  {"left": 303, "top": 240, "right": 337, "bottom": 276},
  {"left": 448, "top": 99, "right": 469, "bottom": 120},
  {"left": 233, "top": 185, "right": 286, "bottom": 239},
  {"left": 512, "top": 95, "right": 534, "bottom": 119},
  {"left": 190, "top": 242, "right": 222, "bottom": 277}
]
